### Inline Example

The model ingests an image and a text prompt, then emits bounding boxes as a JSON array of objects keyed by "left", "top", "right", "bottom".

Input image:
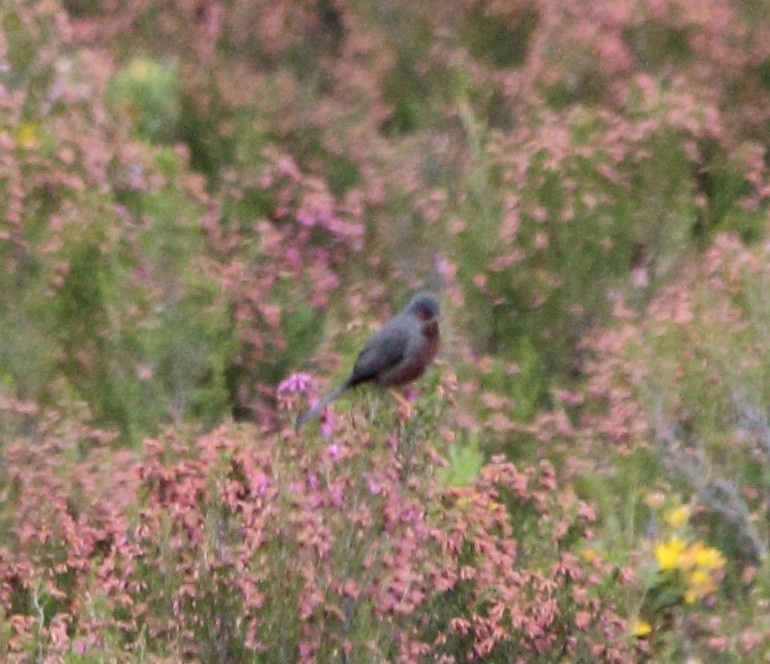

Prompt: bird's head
[{"left": 405, "top": 292, "right": 441, "bottom": 322}]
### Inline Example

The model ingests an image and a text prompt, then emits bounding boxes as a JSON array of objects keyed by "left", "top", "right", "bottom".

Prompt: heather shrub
[
  {"left": 585, "top": 235, "right": 770, "bottom": 560},
  {"left": 449, "top": 79, "right": 768, "bottom": 400},
  {"left": 577, "top": 233, "right": 770, "bottom": 660},
  {"left": 0, "top": 4, "right": 234, "bottom": 442},
  {"left": 6, "top": 0, "right": 770, "bottom": 662},
  {"left": 60, "top": 0, "right": 770, "bottom": 415},
  {"left": 0, "top": 382, "right": 636, "bottom": 663},
  {"left": 207, "top": 146, "right": 367, "bottom": 421}
]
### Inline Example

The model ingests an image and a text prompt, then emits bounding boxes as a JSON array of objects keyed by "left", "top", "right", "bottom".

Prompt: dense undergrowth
[{"left": 3, "top": 0, "right": 770, "bottom": 661}]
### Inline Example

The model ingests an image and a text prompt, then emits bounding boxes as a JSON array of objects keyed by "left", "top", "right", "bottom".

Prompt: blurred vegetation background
[{"left": 3, "top": 0, "right": 770, "bottom": 661}]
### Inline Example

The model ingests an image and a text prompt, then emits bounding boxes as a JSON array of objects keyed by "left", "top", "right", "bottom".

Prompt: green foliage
[
  {"left": 441, "top": 433, "right": 484, "bottom": 486},
  {"left": 6, "top": 0, "right": 770, "bottom": 661},
  {"left": 107, "top": 58, "right": 181, "bottom": 144},
  {"left": 453, "top": 105, "right": 698, "bottom": 390},
  {"left": 178, "top": 93, "right": 237, "bottom": 183},
  {"left": 576, "top": 447, "right": 662, "bottom": 551},
  {"left": 0, "top": 63, "right": 234, "bottom": 443},
  {"left": 462, "top": 5, "right": 538, "bottom": 69}
]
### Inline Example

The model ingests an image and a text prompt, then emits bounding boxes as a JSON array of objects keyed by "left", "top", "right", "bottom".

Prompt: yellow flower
[
  {"left": 631, "top": 619, "right": 653, "bottom": 637},
  {"left": 654, "top": 536, "right": 686, "bottom": 571},
  {"left": 15, "top": 122, "right": 38, "bottom": 148},
  {"left": 677, "top": 541, "right": 701, "bottom": 571},
  {"left": 129, "top": 58, "right": 153, "bottom": 82},
  {"left": 685, "top": 568, "right": 716, "bottom": 603},
  {"left": 664, "top": 505, "right": 690, "bottom": 528},
  {"left": 693, "top": 545, "right": 725, "bottom": 571},
  {"left": 581, "top": 547, "right": 599, "bottom": 563},
  {"left": 678, "top": 541, "right": 726, "bottom": 572}
]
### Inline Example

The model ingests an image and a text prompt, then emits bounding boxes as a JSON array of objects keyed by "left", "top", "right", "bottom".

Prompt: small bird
[{"left": 295, "top": 292, "right": 441, "bottom": 428}]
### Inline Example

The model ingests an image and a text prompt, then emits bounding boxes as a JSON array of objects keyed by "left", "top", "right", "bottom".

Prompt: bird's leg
[{"left": 387, "top": 388, "right": 415, "bottom": 419}]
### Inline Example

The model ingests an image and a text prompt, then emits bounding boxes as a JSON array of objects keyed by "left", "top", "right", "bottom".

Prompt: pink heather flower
[
  {"left": 298, "top": 642, "right": 313, "bottom": 658},
  {"left": 368, "top": 479, "right": 381, "bottom": 495},
  {"left": 320, "top": 408, "right": 334, "bottom": 438},
  {"left": 129, "top": 162, "right": 144, "bottom": 189},
  {"left": 434, "top": 253, "right": 453, "bottom": 277},
  {"left": 326, "top": 443, "right": 341, "bottom": 460},
  {"left": 250, "top": 472, "right": 269, "bottom": 496},
  {"left": 277, "top": 155, "right": 301, "bottom": 180},
  {"left": 553, "top": 388, "right": 583, "bottom": 406},
  {"left": 277, "top": 372, "right": 313, "bottom": 396},
  {"left": 296, "top": 207, "right": 316, "bottom": 227},
  {"left": 257, "top": 171, "right": 273, "bottom": 188},
  {"left": 309, "top": 490, "right": 324, "bottom": 509},
  {"left": 284, "top": 246, "right": 301, "bottom": 269},
  {"left": 328, "top": 481, "right": 344, "bottom": 506}
]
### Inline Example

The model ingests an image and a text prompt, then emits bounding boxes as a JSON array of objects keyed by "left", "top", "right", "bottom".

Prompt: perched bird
[{"left": 295, "top": 292, "right": 441, "bottom": 428}]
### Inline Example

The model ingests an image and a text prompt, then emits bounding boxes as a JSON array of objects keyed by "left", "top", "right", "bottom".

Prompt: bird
[{"left": 295, "top": 292, "right": 441, "bottom": 428}]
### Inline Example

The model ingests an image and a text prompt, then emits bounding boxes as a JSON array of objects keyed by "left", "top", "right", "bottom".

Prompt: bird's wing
[{"left": 349, "top": 318, "right": 410, "bottom": 384}]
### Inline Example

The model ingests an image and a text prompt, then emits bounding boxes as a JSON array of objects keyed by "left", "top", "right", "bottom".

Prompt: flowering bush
[
  {"left": 0, "top": 3, "right": 234, "bottom": 443},
  {"left": 577, "top": 235, "right": 770, "bottom": 660},
  {"left": 0, "top": 380, "right": 635, "bottom": 663},
  {"left": 63, "top": 0, "right": 770, "bottom": 388},
  {"left": 641, "top": 497, "right": 726, "bottom": 620},
  {"left": 4, "top": 0, "right": 770, "bottom": 662}
]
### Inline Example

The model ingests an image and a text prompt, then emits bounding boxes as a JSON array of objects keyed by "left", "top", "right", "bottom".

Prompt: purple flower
[
  {"left": 326, "top": 443, "right": 341, "bottom": 460},
  {"left": 277, "top": 372, "right": 313, "bottom": 396},
  {"left": 296, "top": 207, "right": 316, "bottom": 227},
  {"left": 434, "top": 253, "right": 452, "bottom": 277},
  {"left": 320, "top": 408, "right": 335, "bottom": 438},
  {"left": 367, "top": 478, "right": 382, "bottom": 496},
  {"left": 251, "top": 472, "right": 269, "bottom": 496},
  {"left": 298, "top": 642, "right": 313, "bottom": 658},
  {"left": 329, "top": 481, "right": 344, "bottom": 506}
]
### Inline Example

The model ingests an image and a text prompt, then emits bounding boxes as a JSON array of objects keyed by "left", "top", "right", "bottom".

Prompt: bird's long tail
[{"left": 295, "top": 375, "right": 352, "bottom": 429}]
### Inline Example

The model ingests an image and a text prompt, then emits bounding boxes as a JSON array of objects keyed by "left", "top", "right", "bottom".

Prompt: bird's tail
[{"left": 295, "top": 375, "right": 352, "bottom": 429}]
